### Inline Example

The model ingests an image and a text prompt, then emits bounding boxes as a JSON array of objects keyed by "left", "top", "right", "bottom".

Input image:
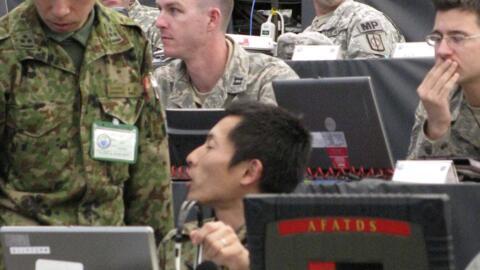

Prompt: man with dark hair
[
  {"left": 153, "top": 0, "right": 298, "bottom": 109},
  {"left": 408, "top": 0, "right": 480, "bottom": 159},
  {"left": 159, "top": 101, "right": 311, "bottom": 270}
]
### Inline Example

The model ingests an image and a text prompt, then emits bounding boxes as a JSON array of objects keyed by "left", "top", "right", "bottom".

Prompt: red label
[
  {"left": 277, "top": 217, "right": 411, "bottom": 237},
  {"left": 326, "top": 147, "right": 350, "bottom": 169},
  {"left": 309, "top": 262, "right": 336, "bottom": 270}
]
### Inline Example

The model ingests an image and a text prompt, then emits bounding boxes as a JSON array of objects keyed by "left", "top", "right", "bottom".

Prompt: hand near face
[
  {"left": 417, "top": 59, "right": 459, "bottom": 140},
  {"left": 190, "top": 221, "right": 249, "bottom": 270}
]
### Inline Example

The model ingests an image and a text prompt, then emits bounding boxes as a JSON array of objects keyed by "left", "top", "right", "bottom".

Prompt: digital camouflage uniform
[
  {"left": 128, "top": 0, "right": 167, "bottom": 62},
  {"left": 159, "top": 219, "right": 246, "bottom": 270},
  {"left": 153, "top": 37, "right": 298, "bottom": 109},
  {"left": 408, "top": 88, "right": 480, "bottom": 160},
  {"left": 304, "top": 0, "right": 405, "bottom": 59},
  {"left": 0, "top": 0, "right": 173, "bottom": 258}
]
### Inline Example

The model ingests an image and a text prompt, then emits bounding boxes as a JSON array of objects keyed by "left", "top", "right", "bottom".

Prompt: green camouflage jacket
[
  {"left": 153, "top": 37, "right": 299, "bottom": 109},
  {"left": 0, "top": 1, "right": 173, "bottom": 240},
  {"left": 305, "top": 0, "right": 405, "bottom": 59},
  {"left": 408, "top": 88, "right": 480, "bottom": 160}
]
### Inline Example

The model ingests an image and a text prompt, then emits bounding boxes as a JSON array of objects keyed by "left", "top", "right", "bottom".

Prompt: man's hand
[
  {"left": 190, "top": 221, "right": 249, "bottom": 270},
  {"left": 417, "top": 59, "right": 459, "bottom": 140}
]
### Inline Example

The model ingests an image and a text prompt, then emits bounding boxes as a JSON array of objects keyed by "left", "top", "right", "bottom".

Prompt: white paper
[
  {"left": 392, "top": 160, "right": 459, "bottom": 184},
  {"left": 292, "top": 45, "right": 342, "bottom": 61},
  {"left": 391, "top": 42, "right": 434, "bottom": 58},
  {"left": 36, "top": 259, "right": 83, "bottom": 270}
]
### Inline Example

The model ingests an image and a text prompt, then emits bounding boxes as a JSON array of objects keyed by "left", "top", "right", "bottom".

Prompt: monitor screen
[
  {"left": 166, "top": 109, "right": 226, "bottom": 168},
  {"left": 245, "top": 194, "right": 454, "bottom": 270},
  {"left": 0, "top": 226, "right": 158, "bottom": 270},
  {"left": 273, "top": 77, "right": 393, "bottom": 173}
]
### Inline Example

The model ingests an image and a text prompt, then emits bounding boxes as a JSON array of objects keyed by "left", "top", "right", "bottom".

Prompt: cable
[{"left": 249, "top": 0, "right": 256, "bottom": 35}]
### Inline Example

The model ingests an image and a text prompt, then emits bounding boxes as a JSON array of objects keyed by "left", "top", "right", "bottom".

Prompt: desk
[
  {"left": 287, "top": 58, "right": 434, "bottom": 161},
  {"left": 296, "top": 180, "right": 480, "bottom": 270}
]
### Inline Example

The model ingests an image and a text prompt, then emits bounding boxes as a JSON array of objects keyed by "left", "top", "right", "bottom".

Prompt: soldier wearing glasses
[{"left": 408, "top": 0, "right": 480, "bottom": 160}]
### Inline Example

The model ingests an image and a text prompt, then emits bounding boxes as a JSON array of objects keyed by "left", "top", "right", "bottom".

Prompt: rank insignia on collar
[{"left": 233, "top": 76, "right": 243, "bottom": 86}]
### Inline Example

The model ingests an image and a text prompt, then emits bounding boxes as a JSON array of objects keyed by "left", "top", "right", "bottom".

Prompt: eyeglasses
[{"left": 425, "top": 33, "right": 480, "bottom": 47}]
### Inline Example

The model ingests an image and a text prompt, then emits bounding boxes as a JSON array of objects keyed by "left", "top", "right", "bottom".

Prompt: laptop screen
[
  {"left": 0, "top": 226, "right": 158, "bottom": 270},
  {"left": 273, "top": 77, "right": 393, "bottom": 173}
]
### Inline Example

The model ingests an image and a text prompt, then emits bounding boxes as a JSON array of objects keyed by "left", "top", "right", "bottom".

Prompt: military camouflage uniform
[
  {"left": 153, "top": 37, "right": 298, "bottom": 109},
  {"left": 408, "top": 88, "right": 480, "bottom": 159},
  {"left": 304, "top": 0, "right": 405, "bottom": 59},
  {"left": 128, "top": 0, "right": 167, "bottom": 62},
  {"left": 159, "top": 219, "right": 246, "bottom": 270},
  {"left": 0, "top": 0, "right": 172, "bottom": 247}
]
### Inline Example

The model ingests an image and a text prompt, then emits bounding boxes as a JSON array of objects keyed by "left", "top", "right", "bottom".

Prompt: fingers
[
  {"left": 419, "top": 59, "right": 458, "bottom": 100},
  {"left": 189, "top": 221, "right": 247, "bottom": 268}
]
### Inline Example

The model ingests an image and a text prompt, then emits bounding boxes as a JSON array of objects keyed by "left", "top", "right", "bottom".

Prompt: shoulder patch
[{"left": 357, "top": 20, "right": 384, "bottom": 33}]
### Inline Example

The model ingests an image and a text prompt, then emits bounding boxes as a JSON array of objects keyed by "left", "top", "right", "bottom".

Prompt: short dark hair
[
  {"left": 225, "top": 101, "right": 311, "bottom": 194},
  {"left": 432, "top": 0, "right": 480, "bottom": 22}
]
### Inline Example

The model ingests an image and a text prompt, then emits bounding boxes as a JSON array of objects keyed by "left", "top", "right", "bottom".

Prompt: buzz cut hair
[{"left": 198, "top": 0, "right": 234, "bottom": 32}]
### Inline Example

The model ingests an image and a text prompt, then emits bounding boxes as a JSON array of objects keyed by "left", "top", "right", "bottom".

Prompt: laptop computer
[
  {"left": 166, "top": 109, "right": 226, "bottom": 167},
  {"left": 0, "top": 226, "right": 159, "bottom": 270},
  {"left": 273, "top": 77, "right": 393, "bottom": 171}
]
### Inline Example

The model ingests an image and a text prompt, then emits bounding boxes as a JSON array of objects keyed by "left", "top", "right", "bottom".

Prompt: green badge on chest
[{"left": 90, "top": 120, "right": 139, "bottom": 164}]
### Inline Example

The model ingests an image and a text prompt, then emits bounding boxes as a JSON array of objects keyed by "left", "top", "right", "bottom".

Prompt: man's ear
[
  {"left": 240, "top": 159, "right": 263, "bottom": 186},
  {"left": 206, "top": 7, "right": 222, "bottom": 31}
]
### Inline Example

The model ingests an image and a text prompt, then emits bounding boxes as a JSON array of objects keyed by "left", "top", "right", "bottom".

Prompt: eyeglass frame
[{"left": 425, "top": 32, "right": 480, "bottom": 47}]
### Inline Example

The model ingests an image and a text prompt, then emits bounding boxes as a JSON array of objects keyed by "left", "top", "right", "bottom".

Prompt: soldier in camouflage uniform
[
  {"left": 407, "top": 0, "right": 480, "bottom": 160},
  {"left": 302, "top": 0, "right": 405, "bottom": 59},
  {"left": 153, "top": 0, "right": 298, "bottom": 109},
  {"left": 0, "top": 0, "right": 173, "bottom": 268},
  {"left": 100, "top": 0, "right": 167, "bottom": 63},
  {"left": 159, "top": 101, "right": 311, "bottom": 270}
]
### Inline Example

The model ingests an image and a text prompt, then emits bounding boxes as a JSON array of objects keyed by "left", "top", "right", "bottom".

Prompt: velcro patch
[
  {"left": 358, "top": 20, "right": 384, "bottom": 33},
  {"left": 366, "top": 33, "right": 385, "bottom": 52}
]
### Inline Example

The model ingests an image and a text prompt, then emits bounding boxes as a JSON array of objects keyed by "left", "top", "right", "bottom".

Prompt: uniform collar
[
  {"left": 9, "top": 2, "right": 136, "bottom": 73},
  {"left": 168, "top": 36, "right": 250, "bottom": 108},
  {"left": 43, "top": 8, "right": 95, "bottom": 47},
  {"left": 311, "top": 0, "right": 352, "bottom": 31}
]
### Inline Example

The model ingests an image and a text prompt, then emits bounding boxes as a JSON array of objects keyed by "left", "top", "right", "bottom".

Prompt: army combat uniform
[
  {"left": 408, "top": 88, "right": 480, "bottom": 160},
  {"left": 304, "top": 0, "right": 405, "bottom": 59},
  {"left": 128, "top": 0, "right": 167, "bottom": 62},
  {"left": 0, "top": 0, "right": 172, "bottom": 242},
  {"left": 153, "top": 37, "right": 299, "bottom": 109},
  {"left": 158, "top": 220, "right": 246, "bottom": 270}
]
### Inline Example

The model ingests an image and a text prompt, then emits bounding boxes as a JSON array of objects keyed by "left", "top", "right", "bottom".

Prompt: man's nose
[{"left": 51, "top": 0, "right": 71, "bottom": 18}]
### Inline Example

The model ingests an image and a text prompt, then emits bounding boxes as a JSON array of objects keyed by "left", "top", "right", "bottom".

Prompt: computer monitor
[
  {"left": 245, "top": 193, "right": 454, "bottom": 270},
  {"left": 0, "top": 226, "right": 159, "bottom": 270},
  {"left": 273, "top": 77, "right": 393, "bottom": 172},
  {"left": 166, "top": 109, "right": 226, "bottom": 167}
]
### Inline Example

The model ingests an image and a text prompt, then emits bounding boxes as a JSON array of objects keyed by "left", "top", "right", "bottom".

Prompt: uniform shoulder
[
  {"left": 247, "top": 50, "right": 292, "bottom": 69},
  {"left": 96, "top": 3, "right": 141, "bottom": 29},
  {"left": 154, "top": 59, "right": 183, "bottom": 82}
]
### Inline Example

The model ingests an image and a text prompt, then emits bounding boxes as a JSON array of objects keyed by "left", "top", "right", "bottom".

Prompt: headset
[{"left": 260, "top": 9, "right": 285, "bottom": 41}]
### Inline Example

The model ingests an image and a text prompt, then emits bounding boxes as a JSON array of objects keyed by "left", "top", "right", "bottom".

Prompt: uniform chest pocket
[
  {"left": 12, "top": 101, "right": 70, "bottom": 137},
  {"left": 99, "top": 83, "right": 145, "bottom": 125},
  {"left": 8, "top": 101, "right": 75, "bottom": 192}
]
